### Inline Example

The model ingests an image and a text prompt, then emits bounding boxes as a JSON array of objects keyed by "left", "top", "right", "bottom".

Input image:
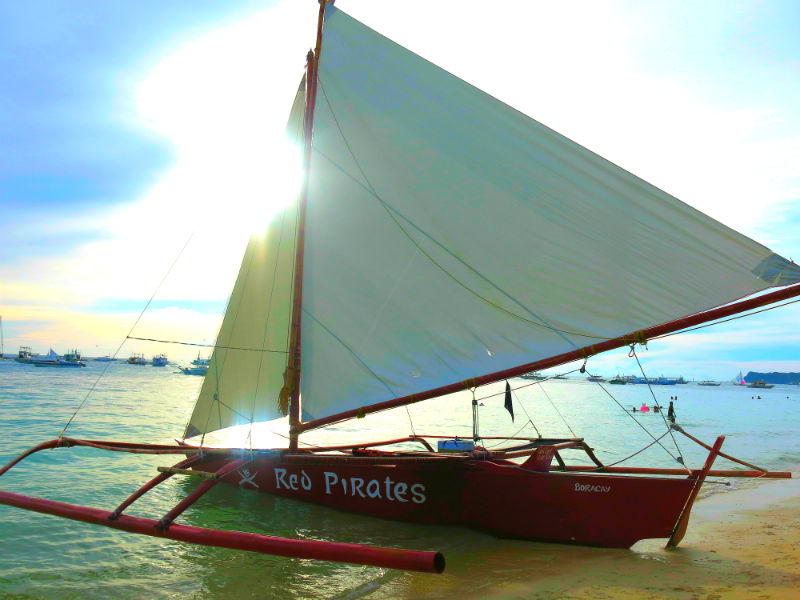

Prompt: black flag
[{"left": 504, "top": 381, "right": 514, "bottom": 422}]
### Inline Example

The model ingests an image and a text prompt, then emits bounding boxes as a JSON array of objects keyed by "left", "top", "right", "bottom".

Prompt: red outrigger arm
[
  {"left": 0, "top": 438, "right": 445, "bottom": 574},
  {"left": 667, "top": 435, "right": 725, "bottom": 547},
  {"left": 297, "top": 282, "right": 800, "bottom": 432}
]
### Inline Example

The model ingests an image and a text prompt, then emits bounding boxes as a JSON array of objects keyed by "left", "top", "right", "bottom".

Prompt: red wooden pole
[
  {"left": 297, "top": 282, "right": 800, "bottom": 433},
  {"left": 560, "top": 465, "right": 791, "bottom": 478},
  {"left": 286, "top": 0, "right": 328, "bottom": 451},
  {"left": 156, "top": 458, "right": 249, "bottom": 529},
  {"left": 667, "top": 435, "right": 724, "bottom": 547},
  {"left": 110, "top": 455, "right": 201, "bottom": 519},
  {"left": 0, "top": 490, "right": 445, "bottom": 573}
]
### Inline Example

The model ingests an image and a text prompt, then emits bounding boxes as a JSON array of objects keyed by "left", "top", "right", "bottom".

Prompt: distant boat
[
  {"left": 179, "top": 364, "right": 208, "bottom": 376},
  {"left": 698, "top": 381, "right": 720, "bottom": 386},
  {"left": 191, "top": 352, "right": 211, "bottom": 367},
  {"left": 127, "top": 354, "right": 148, "bottom": 365},
  {"left": 519, "top": 371, "right": 545, "bottom": 380},
  {"left": 93, "top": 355, "right": 115, "bottom": 362},
  {"left": 747, "top": 381, "right": 774, "bottom": 389},
  {"left": 631, "top": 376, "right": 676, "bottom": 385},
  {"left": 675, "top": 376, "right": 688, "bottom": 384},
  {"left": 31, "top": 348, "right": 60, "bottom": 366},
  {"left": 586, "top": 375, "right": 606, "bottom": 382},
  {"left": 32, "top": 348, "right": 86, "bottom": 368},
  {"left": 14, "top": 346, "right": 34, "bottom": 363},
  {"left": 152, "top": 354, "right": 168, "bottom": 367},
  {"left": 608, "top": 376, "right": 627, "bottom": 385}
]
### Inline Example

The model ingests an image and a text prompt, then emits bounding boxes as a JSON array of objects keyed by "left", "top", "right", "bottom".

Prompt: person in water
[
  {"left": 632, "top": 406, "right": 637, "bottom": 412},
  {"left": 668, "top": 401, "right": 676, "bottom": 423}
]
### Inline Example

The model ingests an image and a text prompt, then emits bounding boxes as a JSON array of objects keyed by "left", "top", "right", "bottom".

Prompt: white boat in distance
[
  {"left": 14, "top": 346, "right": 35, "bottom": 363},
  {"left": 179, "top": 365, "right": 208, "bottom": 376},
  {"left": 127, "top": 354, "right": 147, "bottom": 365},
  {"left": 32, "top": 349, "right": 86, "bottom": 368}
]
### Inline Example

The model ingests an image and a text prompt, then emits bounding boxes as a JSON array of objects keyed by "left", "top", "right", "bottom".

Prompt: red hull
[{"left": 199, "top": 453, "right": 696, "bottom": 549}]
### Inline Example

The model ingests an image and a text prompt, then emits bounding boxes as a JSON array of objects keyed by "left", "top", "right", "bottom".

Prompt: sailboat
[{"left": 1, "top": 1, "right": 799, "bottom": 574}]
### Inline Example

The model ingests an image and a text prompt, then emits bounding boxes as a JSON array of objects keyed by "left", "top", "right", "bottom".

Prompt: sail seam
[
  {"left": 199, "top": 237, "right": 260, "bottom": 439},
  {"left": 248, "top": 208, "right": 290, "bottom": 448},
  {"left": 302, "top": 308, "right": 398, "bottom": 406}
]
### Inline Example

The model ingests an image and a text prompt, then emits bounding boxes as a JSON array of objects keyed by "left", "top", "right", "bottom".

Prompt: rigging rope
[
  {"left": 535, "top": 382, "right": 578, "bottom": 438},
  {"left": 59, "top": 232, "right": 196, "bottom": 439},
  {"left": 589, "top": 372, "right": 689, "bottom": 470},
  {"left": 485, "top": 419, "right": 538, "bottom": 448},
  {"left": 316, "top": 77, "right": 611, "bottom": 343},
  {"left": 649, "top": 296, "right": 800, "bottom": 341},
  {"left": 584, "top": 428, "right": 672, "bottom": 470},
  {"left": 246, "top": 208, "right": 290, "bottom": 451},
  {"left": 200, "top": 238, "right": 260, "bottom": 447},
  {"left": 628, "top": 346, "right": 687, "bottom": 466},
  {"left": 126, "top": 336, "right": 287, "bottom": 353},
  {"left": 405, "top": 405, "right": 418, "bottom": 438},
  {"left": 511, "top": 387, "right": 541, "bottom": 437}
]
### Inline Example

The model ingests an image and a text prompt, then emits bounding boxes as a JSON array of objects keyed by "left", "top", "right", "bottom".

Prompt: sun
[{"left": 135, "top": 1, "right": 314, "bottom": 237}]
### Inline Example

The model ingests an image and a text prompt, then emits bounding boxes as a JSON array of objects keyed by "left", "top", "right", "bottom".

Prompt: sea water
[{"left": 1, "top": 359, "right": 798, "bottom": 599}]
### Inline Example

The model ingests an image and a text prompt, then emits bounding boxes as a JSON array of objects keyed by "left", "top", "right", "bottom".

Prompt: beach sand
[{"left": 370, "top": 476, "right": 800, "bottom": 600}]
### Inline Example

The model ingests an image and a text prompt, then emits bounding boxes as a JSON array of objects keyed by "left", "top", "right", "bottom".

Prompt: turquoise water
[{"left": 1, "top": 359, "right": 799, "bottom": 599}]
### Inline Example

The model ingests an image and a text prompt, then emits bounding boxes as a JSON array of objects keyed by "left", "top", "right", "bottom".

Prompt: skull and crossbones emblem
[{"left": 238, "top": 468, "right": 259, "bottom": 488}]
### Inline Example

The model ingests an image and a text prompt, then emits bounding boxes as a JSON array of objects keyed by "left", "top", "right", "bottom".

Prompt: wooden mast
[{"left": 283, "top": 0, "right": 328, "bottom": 451}]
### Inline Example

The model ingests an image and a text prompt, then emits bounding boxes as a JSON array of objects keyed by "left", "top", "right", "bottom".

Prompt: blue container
[{"left": 437, "top": 438, "right": 475, "bottom": 453}]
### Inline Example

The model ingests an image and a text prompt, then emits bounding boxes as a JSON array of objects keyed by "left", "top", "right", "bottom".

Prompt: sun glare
[{"left": 136, "top": 1, "right": 313, "bottom": 235}]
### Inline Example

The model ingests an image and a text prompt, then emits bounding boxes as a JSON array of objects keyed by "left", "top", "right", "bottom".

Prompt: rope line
[
  {"left": 512, "top": 387, "right": 541, "bottom": 437},
  {"left": 535, "top": 381, "right": 578, "bottom": 438},
  {"left": 60, "top": 232, "right": 196, "bottom": 438},
  {"left": 316, "top": 78, "right": 610, "bottom": 343},
  {"left": 473, "top": 368, "right": 582, "bottom": 402},
  {"left": 590, "top": 375, "right": 686, "bottom": 467},
  {"left": 649, "top": 296, "right": 800, "bottom": 341},
  {"left": 247, "top": 209, "right": 289, "bottom": 451},
  {"left": 629, "top": 346, "right": 687, "bottom": 468},
  {"left": 578, "top": 428, "right": 673, "bottom": 470},
  {"left": 127, "top": 336, "right": 288, "bottom": 353}
]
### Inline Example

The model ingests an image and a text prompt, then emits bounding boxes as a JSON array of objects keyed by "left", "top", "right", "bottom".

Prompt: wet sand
[{"left": 368, "top": 476, "right": 800, "bottom": 600}]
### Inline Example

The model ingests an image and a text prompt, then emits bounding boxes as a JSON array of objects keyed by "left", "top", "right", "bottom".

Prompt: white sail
[
  {"left": 184, "top": 82, "right": 305, "bottom": 440},
  {"left": 296, "top": 6, "right": 800, "bottom": 421},
  {"left": 187, "top": 6, "right": 800, "bottom": 437}
]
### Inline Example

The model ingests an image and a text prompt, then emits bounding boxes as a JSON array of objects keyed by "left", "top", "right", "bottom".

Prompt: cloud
[{"left": 3, "top": 0, "right": 799, "bottom": 375}]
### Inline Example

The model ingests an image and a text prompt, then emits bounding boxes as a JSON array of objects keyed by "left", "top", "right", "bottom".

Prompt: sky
[{"left": 1, "top": 0, "right": 799, "bottom": 379}]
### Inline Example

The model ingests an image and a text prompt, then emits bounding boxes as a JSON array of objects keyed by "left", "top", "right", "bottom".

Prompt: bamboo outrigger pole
[
  {"left": 0, "top": 437, "right": 446, "bottom": 573},
  {"left": 296, "top": 282, "right": 800, "bottom": 433},
  {"left": 283, "top": 0, "right": 328, "bottom": 451}
]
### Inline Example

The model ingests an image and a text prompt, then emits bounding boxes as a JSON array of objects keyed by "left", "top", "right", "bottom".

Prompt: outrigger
[
  {"left": 0, "top": 421, "right": 791, "bottom": 573},
  {"left": 1, "top": 0, "right": 798, "bottom": 574}
]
